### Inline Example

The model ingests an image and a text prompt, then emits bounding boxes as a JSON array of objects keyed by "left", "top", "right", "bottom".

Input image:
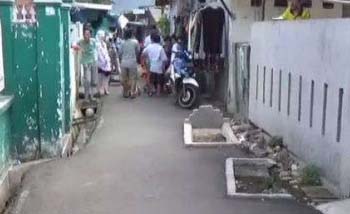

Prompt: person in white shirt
[
  {"left": 142, "top": 34, "right": 168, "bottom": 96},
  {"left": 171, "top": 35, "right": 182, "bottom": 63},
  {"left": 144, "top": 26, "right": 164, "bottom": 48}
]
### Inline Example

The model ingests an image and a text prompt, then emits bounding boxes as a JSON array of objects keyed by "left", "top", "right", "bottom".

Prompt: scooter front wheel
[{"left": 177, "top": 84, "right": 199, "bottom": 109}]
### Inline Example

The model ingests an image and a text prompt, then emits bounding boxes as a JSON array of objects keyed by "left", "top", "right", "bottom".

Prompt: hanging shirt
[
  {"left": 281, "top": 7, "right": 311, "bottom": 20},
  {"left": 142, "top": 43, "right": 168, "bottom": 74}
]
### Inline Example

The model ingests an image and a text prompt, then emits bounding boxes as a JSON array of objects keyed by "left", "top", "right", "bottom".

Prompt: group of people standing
[
  {"left": 75, "top": 26, "right": 121, "bottom": 101},
  {"left": 75, "top": 24, "right": 182, "bottom": 101},
  {"left": 120, "top": 27, "right": 181, "bottom": 99}
]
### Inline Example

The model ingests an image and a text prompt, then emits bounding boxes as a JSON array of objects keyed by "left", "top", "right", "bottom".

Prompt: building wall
[
  {"left": 226, "top": 0, "right": 343, "bottom": 114},
  {"left": 249, "top": 19, "right": 350, "bottom": 197},
  {"left": 231, "top": 0, "right": 342, "bottom": 43},
  {"left": 0, "top": 1, "right": 74, "bottom": 161},
  {"left": 0, "top": 97, "right": 12, "bottom": 174}
]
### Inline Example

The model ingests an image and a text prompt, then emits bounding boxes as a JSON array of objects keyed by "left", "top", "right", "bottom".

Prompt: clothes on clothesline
[
  {"left": 189, "top": 3, "right": 227, "bottom": 70},
  {"left": 202, "top": 7, "right": 225, "bottom": 54}
]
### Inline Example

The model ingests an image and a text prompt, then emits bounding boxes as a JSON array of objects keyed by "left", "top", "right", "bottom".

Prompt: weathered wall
[
  {"left": 0, "top": 96, "right": 13, "bottom": 173},
  {"left": 249, "top": 19, "right": 350, "bottom": 197},
  {"left": 226, "top": 0, "right": 343, "bottom": 114},
  {"left": 0, "top": 0, "right": 74, "bottom": 161},
  {"left": 0, "top": 20, "right": 11, "bottom": 172},
  {"left": 230, "top": 0, "right": 342, "bottom": 43}
]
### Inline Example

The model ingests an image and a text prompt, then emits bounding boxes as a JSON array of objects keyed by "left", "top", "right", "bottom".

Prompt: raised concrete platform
[
  {"left": 184, "top": 105, "right": 240, "bottom": 147},
  {"left": 225, "top": 158, "right": 293, "bottom": 199}
]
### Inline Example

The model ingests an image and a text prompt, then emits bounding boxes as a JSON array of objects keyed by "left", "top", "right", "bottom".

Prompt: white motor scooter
[{"left": 169, "top": 50, "right": 200, "bottom": 109}]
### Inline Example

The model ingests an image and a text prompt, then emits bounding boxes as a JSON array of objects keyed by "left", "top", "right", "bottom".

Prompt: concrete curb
[
  {"left": 60, "top": 134, "right": 73, "bottom": 158},
  {"left": 225, "top": 158, "right": 294, "bottom": 199},
  {"left": 60, "top": 124, "right": 81, "bottom": 158},
  {"left": 0, "top": 159, "right": 53, "bottom": 211},
  {"left": 184, "top": 121, "right": 240, "bottom": 147},
  {"left": 225, "top": 158, "right": 236, "bottom": 195},
  {"left": 316, "top": 199, "right": 350, "bottom": 214}
]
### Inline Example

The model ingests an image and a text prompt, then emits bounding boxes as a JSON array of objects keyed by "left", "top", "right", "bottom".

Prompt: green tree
[{"left": 157, "top": 15, "right": 170, "bottom": 36}]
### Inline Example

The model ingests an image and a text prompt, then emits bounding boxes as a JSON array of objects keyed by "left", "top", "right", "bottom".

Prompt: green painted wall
[
  {"left": 12, "top": 25, "right": 40, "bottom": 160},
  {"left": 62, "top": 5, "right": 73, "bottom": 134},
  {"left": 0, "top": 0, "right": 75, "bottom": 161},
  {"left": 0, "top": 2, "right": 40, "bottom": 160},
  {"left": 36, "top": 3, "right": 65, "bottom": 156},
  {"left": 0, "top": 2, "right": 13, "bottom": 96},
  {"left": 0, "top": 96, "right": 13, "bottom": 173},
  {"left": 0, "top": 111, "right": 11, "bottom": 171}
]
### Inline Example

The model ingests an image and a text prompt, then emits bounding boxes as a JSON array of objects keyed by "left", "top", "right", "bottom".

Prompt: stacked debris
[
  {"left": 230, "top": 120, "right": 338, "bottom": 205},
  {"left": 231, "top": 120, "right": 268, "bottom": 158}
]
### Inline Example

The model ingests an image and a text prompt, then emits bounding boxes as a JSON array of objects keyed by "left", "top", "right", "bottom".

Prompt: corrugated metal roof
[{"left": 112, "top": 0, "right": 155, "bottom": 14}]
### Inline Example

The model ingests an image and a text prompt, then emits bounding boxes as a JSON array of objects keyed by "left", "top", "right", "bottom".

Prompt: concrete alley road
[{"left": 9, "top": 87, "right": 320, "bottom": 214}]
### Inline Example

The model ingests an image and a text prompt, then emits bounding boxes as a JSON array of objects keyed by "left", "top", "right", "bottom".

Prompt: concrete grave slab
[
  {"left": 189, "top": 105, "right": 226, "bottom": 129},
  {"left": 225, "top": 158, "right": 293, "bottom": 199},
  {"left": 301, "top": 186, "right": 338, "bottom": 200},
  {"left": 184, "top": 105, "right": 240, "bottom": 147}
]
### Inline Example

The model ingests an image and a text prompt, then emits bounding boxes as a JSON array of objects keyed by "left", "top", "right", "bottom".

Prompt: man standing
[
  {"left": 77, "top": 29, "right": 97, "bottom": 101},
  {"left": 142, "top": 34, "right": 168, "bottom": 96},
  {"left": 120, "top": 29, "right": 140, "bottom": 98},
  {"left": 144, "top": 25, "right": 164, "bottom": 48}
]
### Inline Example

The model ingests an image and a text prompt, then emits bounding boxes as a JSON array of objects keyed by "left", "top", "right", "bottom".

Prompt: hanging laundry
[
  {"left": 201, "top": 6, "right": 225, "bottom": 55},
  {"left": 190, "top": 4, "right": 226, "bottom": 56}
]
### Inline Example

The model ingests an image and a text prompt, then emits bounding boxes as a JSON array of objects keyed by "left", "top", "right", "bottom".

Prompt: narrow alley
[{"left": 6, "top": 87, "right": 320, "bottom": 214}]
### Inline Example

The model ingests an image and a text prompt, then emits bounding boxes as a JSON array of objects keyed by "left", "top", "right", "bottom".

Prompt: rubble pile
[{"left": 230, "top": 120, "right": 338, "bottom": 204}]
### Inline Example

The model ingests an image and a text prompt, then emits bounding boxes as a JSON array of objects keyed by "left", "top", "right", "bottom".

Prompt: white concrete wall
[
  {"left": 226, "top": 0, "right": 343, "bottom": 114},
  {"left": 249, "top": 19, "right": 350, "bottom": 197},
  {"left": 231, "top": 0, "right": 342, "bottom": 43}
]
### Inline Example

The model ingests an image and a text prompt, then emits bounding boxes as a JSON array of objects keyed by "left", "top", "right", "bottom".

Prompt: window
[
  {"left": 303, "top": 0, "right": 312, "bottom": 8},
  {"left": 14, "top": 0, "right": 36, "bottom": 23},
  {"left": 323, "top": 2, "right": 334, "bottom": 9},
  {"left": 274, "top": 0, "right": 288, "bottom": 7},
  {"left": 251, "top": 0, "right": 262, "bottom": 7},
  {"left": 343, "top": 4, "right": 350, "bottom": 18}
]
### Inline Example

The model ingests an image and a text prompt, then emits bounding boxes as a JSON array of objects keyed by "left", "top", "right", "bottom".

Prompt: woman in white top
[{"left": 96, "top": 30, "right": 112, "bottom": 95}]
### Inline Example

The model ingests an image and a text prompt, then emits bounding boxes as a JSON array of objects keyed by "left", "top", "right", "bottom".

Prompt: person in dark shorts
[{"left": 142, "top": 34, "right": 168, "bottom": 96}]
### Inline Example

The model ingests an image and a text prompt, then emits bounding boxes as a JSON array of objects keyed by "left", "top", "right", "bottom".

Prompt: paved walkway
[{"left": 9, "top": 87, "right": 320, "bottom": 214}]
